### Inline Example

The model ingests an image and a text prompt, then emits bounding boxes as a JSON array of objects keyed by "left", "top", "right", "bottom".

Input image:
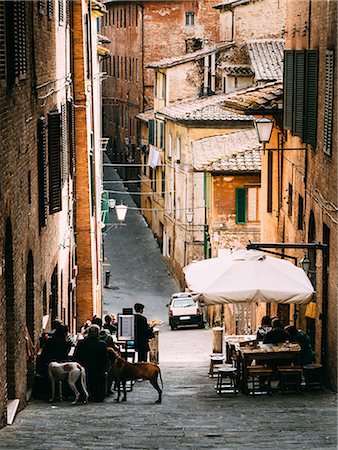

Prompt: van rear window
[{"left": 173, "top": 299, "right": 195, "bottom": 308}]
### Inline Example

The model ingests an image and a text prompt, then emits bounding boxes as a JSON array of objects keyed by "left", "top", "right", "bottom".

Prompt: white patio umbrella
[{"left": 183, "top": 250, "right": 314, "bottom": 305}]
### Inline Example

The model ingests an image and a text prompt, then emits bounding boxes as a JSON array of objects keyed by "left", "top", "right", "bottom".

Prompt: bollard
[
  {"left": 105, "top": 270, "right": 110, "bottom": 287},
  {"left": 149, "top": 328, "right": 159, "bottom": 364},
  {"left": 212, "top": 326, "right": 223, "bottom": 354}
]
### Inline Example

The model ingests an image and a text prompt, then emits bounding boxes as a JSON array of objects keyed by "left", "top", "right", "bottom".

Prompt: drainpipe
[{"left": 203, "top": 56, "right": 209, "bottom": 96}]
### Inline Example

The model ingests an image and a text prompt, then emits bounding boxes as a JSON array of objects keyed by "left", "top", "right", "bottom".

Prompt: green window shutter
[
  {"left": 304, "top": 49, "right": 318, "bottom": 147},
  {"left": 236, "top": 188, "right": 247, "bottom": 224},
  {"left": 37, "top": 117, "right": 48, "bottom": 228},
  {"left": 294, "top": 51, "right": 305, "bottom": 138},
  {"left": 48, "top": 111, "right": 62, "bottom": 214},
  {"left": 323, "top": 50, "right": 334, "bottom": 156},
  {"left": 148, "top": 119, "right": 154, "bottom": 145},
  {"left": 284, "top": 50, "right": 294, "bottom": 132}
]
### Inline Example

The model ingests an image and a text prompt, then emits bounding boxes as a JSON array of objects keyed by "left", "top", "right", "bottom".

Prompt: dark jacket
[
  {"left": 40, "top": 336, "right": 71, "bottom": 365},
  {"left": 134, "top": 313, "right": 154, "bottom": 352},
  {"left": 263, "top": 328, "right": 288, "bottom": 345},
  {"left": 293, "top": 331, "right": 314, "bottom": 365},
  {"left": 73, "top": 337, "right": 107, "bottom": 377}
]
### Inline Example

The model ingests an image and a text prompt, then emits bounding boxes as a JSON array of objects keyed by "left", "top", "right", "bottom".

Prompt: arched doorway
[
  {"left": 26, "top": 250, "right": 35, "bottom": 390},
  {"left": 307, "top": 211, "right": 316, "bottom": 348},
  {"left": 5, "top": 218, "right": 16, "bottom": 399}
]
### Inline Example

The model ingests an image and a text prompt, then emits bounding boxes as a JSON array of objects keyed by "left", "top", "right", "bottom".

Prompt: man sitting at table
[
  {"left": 263, "top": 318, "right": 288, "bottom": 345},
  {"left": 284, "top": 325, "right": 314, "bottom": 365}
]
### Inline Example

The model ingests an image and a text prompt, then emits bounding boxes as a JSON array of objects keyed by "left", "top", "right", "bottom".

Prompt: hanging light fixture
[
  {"left": 115, "top": 202, "right": 128, "bottom": 222},
  {"left": 300, "top": 255, "right": 311, "bottom": 273},
  {"left": 254, "top": 117, "right": 274, "bottom": 144}
]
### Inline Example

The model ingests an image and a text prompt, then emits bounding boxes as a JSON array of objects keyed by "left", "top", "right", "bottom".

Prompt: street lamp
[
  {"left": 115, "top": 202, "right": 128, "bottom": 222},
  {"left": 300, "top": 255, "right": 311, "bottom": 273},
  {"left": 254, "top": 117, "right": 274, "bottom": 145}
]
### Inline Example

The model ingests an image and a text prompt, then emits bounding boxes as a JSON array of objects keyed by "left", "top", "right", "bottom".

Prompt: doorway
[{"left": 5, "top": 219, "right": 15, "bottom": 399}]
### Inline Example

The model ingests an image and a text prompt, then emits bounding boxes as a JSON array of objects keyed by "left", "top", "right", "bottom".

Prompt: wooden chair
[
  {"left": 209, "top": 354, "right": 226, "bottom": 378},
  {"left": 247, "top": 365, "right": 273, "bottom": 395},
  {"left": 277, "top": 365, "right": 302, "bottom": 393}
]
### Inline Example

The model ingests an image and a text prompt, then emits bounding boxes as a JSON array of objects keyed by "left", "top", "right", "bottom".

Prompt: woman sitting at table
[
  {"left": 284, "top": 325, "right": 314, "bottom": 365},
  {"left": 256, "top": 315, "right": 272, "bottom": 341},
  {"left": 263, "top": 318, "right": 288, "bottom": 345}
]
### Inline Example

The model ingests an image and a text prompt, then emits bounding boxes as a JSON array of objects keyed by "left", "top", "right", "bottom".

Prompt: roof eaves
[{"left": 213, "top": 0, "right": 252, "bottom": 10}]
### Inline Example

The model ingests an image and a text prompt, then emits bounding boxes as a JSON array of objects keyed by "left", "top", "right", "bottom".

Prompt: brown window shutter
[
  {"left": 304, "top": 49, "right": 318, "bottom": 147},
  {"left": 61, "top": 103, "right": 68, "bottom": 184},
  {"left": 0, "top": 1, "right": 5, "bottom": 80},
  {"left": 47, "top": 0, "right": 54, "bottom": 20},
  {"left": 14, "top": 1, "right": 27, "bottom": 77},
  {"left": 37, "top": 117, "right": 48, "bottom": 228},
  {"left": 48, "top": 111, "right": 62, "bottom": 214},
  {"left": 283, "top": 50, "right": 294, "bottom": 132},
  {"left": 323, "top": 50, "right": 334, "bottom": 155}
]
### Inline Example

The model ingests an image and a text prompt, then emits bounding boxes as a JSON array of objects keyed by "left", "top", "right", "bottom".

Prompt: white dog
[{"left": 48, "top": 362, "right": 89, "bottom": 405}]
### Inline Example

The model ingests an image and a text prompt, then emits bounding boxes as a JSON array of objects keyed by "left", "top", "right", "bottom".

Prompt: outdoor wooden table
[
  {"left": 224, "top": 335, "right": 256, "bottom": 363},
  {"left": 238, "top": 344, "right": 301, "bottom": 394}
]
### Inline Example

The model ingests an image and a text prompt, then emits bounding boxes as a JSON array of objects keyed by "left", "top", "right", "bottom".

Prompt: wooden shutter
[
  {"left": 38, "top": 0, "right": 45, "bottom": 15},
  {"left": 236, "top": 188, "right": 246, "bottom": 224},
  {"left": 15, "top": 1, "right": 27, "bottom": 77},
  {"left": 37, "top": 117, "right": 48, "bottom": 228},
  {"left": 298, "top": 194, "right": 304, "bottom": 230},
  {"left": 58, "top": 0, "right": 64, "bottom": 25},
  {"left": 160, "top": 122, "right": 164, "bottom": 149},
  {"left": 48, "top": 111, "right": 62, "bottom": 214},
  {"left": 283, "top": 50, "right": 294, "bottom": 132},
  {"left": 148, "top": 119, "right": 155, "bottom": 145},
  {"left": 61, "top": 103, "right": 68, "bottom": 184},
  {"left": 323, "top": 50, "right": 334, "bottom": 156},
  {"left": 294, "top": 51, "right": 305, "bottom": 138},
  {"left": 0, "top": 1, "right": 5, "bottom": 80},
  {"left": 47, "top": 0, "right": 54, "bottom": 20},
  {"left": 304, "top": 49, "right": 318, "bottom": 147},
  {"left": 67, "top": 101, "right": 75, "bottom": 176}
]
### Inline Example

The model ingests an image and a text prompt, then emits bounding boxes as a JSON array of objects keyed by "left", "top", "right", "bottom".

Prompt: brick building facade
[
  {"left": 100, "top": 0, "right": 220, "bottom": 186},
  {"left": 0, "top": 0, "right": 106, "bottom": 427}
]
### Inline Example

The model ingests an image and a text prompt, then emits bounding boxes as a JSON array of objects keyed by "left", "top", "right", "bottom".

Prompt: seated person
[
  {"left": 263, "top": 318, "right": 288, "bottom": 345},
  {"left": 73, "top": 325, "right": 107, "bottom": 402},
  {"left": 284, "top": 325, "right": 314, "bottom": 365},
  {"left": 256, "top": 315, "right": 272, "bottom": 341},
  {"left": 38, "top": 324, "right": 71, "bottom": 376},
  {"left": 103, "top": 314, "right": 117, "bottom": 334}
]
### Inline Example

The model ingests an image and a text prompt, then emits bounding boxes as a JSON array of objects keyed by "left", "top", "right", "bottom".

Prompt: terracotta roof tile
[{"left": 247, "top": 39, "right": 284, "bottom": 81}]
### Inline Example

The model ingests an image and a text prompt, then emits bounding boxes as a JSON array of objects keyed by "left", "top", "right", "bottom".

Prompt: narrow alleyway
[
  {"left": 102, "top": 164, "right": 178, "bottom": 322},
  {"left": 0, "top": 168, "right": 336, "bottom": 449}
]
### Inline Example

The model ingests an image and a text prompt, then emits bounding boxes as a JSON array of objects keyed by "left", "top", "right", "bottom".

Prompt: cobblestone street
[{"left": 0, "top": 329, "right": 336, "bottom": 450}]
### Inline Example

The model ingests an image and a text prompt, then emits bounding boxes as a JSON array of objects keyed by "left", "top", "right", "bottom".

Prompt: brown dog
[{"left": 107, "top": 347, "right": 163, "bottom": 403}]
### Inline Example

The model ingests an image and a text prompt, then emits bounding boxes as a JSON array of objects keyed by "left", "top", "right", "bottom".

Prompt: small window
[
  {"left": 168, "top": 133, "right": 172, "bottom": 159},
  {"left": 288, "top": 183, "right": 293, "bottom": 217},
  {"left": 185, "top": 12, "right": 195, "bottom": 26},
  {"left": 236, "top": 188, "right": 246, "bottom": 224},
  {"left": 297, "top": 194, "right": 304, "bottom": 230},
  {"left": 136, "top": 58, "right": 139, "bottom": 83},
  {"left": 247, "top": 187, "right": 260, "bottom": 222}
]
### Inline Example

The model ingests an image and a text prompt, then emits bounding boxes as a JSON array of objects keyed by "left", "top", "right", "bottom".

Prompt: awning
[{"left": 183, "top": 249, "right": 314, "bottom": 305}]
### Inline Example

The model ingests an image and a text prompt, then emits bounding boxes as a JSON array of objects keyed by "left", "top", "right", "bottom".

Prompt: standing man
[{"left": 134, "top": 303, "right": 154, "bottom": 362}]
